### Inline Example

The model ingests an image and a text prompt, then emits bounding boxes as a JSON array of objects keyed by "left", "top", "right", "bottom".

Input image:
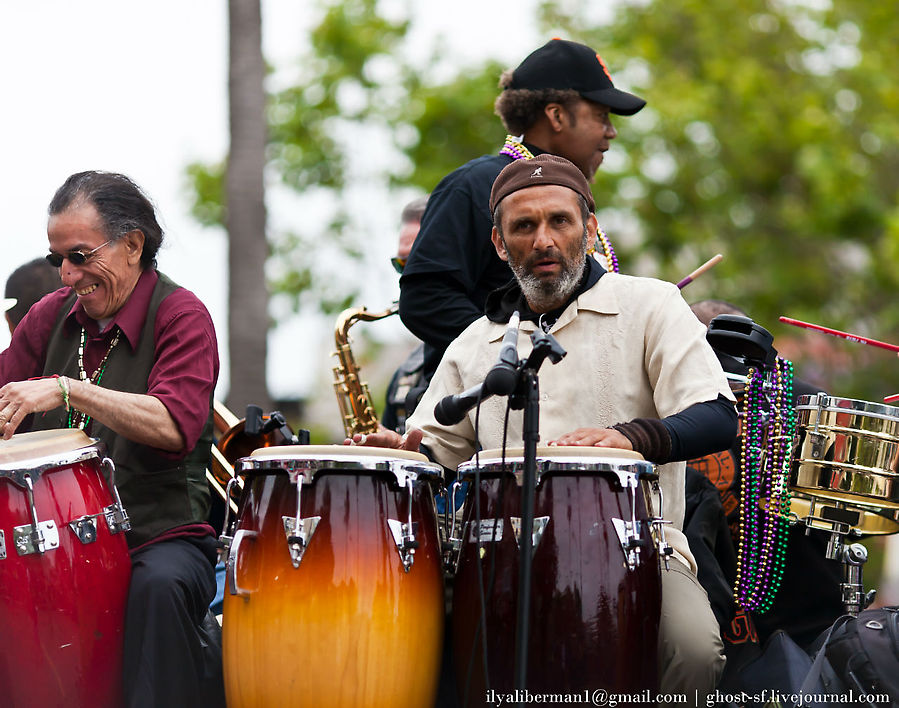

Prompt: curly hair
[{"left": 493, "top": 69, "right": 582, "bottom": 135}]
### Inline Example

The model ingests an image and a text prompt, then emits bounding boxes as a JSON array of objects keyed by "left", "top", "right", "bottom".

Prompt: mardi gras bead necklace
[
  {"left": 500, "top": 134, "right": 619, "bottom": 273},
  {"left": 734, "top": 357, "right": 795, "bottom": 613},
  {"left": 67, "top": 326, "right": 121, "bottom": 430}
]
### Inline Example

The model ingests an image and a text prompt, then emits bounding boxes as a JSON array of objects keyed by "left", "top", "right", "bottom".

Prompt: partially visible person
[
  {"left": 355, "top": 155, "right": 738, "bottom": 699},
  {"left": 399, "top": 38, "right": 645, "bottom": 389},
  {"left": 685, "top": 300, "right": 842, "bottom": 662},
  {"left": 4, "top": 257, "right": 63, "bottom": 334},
  {"left": 383, "top": 196, "right": 428, "bottom": 433},
  {"left": 0, "top": 171, "right": 224, "bottom": 707}
]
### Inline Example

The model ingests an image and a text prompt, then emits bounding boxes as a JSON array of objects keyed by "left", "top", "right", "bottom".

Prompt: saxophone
[{"left": 332, "top": 303, "right": 399, "bottom": 437}]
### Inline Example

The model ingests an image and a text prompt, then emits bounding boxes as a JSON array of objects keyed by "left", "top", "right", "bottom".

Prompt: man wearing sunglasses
[
  {"left": 0, "top": 171, "right": 223, "bottom": 707},
  {"left": 383, "top": 195, "right": 429, "bottom": 433}
]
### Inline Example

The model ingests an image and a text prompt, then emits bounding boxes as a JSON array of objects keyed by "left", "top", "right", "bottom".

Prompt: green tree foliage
[
  {"left": 538, "top": 0, "right": 899, "bottom": 399},
  {"left": 189, "top": 0, "right": 899, "bottom": 399},
  {"left": 188, "top": 0, "right": 412, "bottom": 314}
]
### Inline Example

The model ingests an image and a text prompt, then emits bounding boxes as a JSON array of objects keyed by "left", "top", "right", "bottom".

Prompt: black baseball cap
[{"left": 509, "top": 39, "right": 646, "bottom": 116}]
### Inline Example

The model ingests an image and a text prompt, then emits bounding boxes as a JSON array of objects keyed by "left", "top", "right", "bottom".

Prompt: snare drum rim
[{"left": 796, "top": 394, "right": 899, "bottom": 423}]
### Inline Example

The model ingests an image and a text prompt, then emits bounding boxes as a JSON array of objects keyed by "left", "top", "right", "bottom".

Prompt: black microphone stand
[{"left": 505, "top": 328, "right": 566, "bottom": 702}]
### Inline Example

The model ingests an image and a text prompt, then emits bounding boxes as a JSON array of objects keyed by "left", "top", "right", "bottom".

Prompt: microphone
[
  {"left": 483, "top": 310, "right": 521, "bottom": 396},
  {"left": 434, "top": 383, "right": 487, "bottom": 426},
  {"left": 433, "top": 312, "right": 522, "bottom": 426}
]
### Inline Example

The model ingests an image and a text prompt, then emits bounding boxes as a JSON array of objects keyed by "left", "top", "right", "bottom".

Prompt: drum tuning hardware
[
  {"left": 612, "top": 473, "right": 648, "bottom": 570},
  {"left": 388, "top": 520, "right": 419, "bottom": 572},
  {"left": 282, "top": 474, "right": 320, "bottom": 568},
  {"left": 282, "top": 516, "right": 321, "bottom": 568},
  {"left": 218, "top": 477, "right": 242, "bottom": 554},
  {"left": 100, "top": 459, "right": 131, "bottom": 533},
  {"left": 648, "top": 479, "right": 673, "bottom": 570},
  {"left": 68, "top": 515, "right": 99, "bottom": 544},
  {"left": 13, "top": 475, "right": 60, "bottom": 556},
  {"left": 0, "top": 530, "right": 5, "bottom": 560},
  {"left": 388, "top": 477, "right": 419, "bottom": 572},
  {"left": 509, "top": 516, "right": 550, "bottom": 554},
  {"left": 612, "top": 518, "right": 644, "bottom": 570},
  {"left": 443, "top": 480, "right": 465, "bottom": 574}
]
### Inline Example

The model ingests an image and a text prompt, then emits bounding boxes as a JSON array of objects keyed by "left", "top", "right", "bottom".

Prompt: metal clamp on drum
[{"left": 100, "top": 457, "right": 131, "bottom": 534}]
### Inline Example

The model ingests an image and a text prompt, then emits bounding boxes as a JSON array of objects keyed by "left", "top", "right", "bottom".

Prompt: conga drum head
[
  {"left": 247, "top": 442, "right": 431, "bottom": 461},
  {"left": 792, "top": 395, "right": 899, "bottom": 510},
  {"left": 473, "top": 445, "right": 646, "bottom": 461},
  {"left": 0, "top": 428, "right": 94, "bottom": 466}
]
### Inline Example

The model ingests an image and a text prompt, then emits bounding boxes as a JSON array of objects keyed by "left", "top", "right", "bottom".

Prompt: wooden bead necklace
[{"left": 67, "top": 326, "right": 121, "bottom": 430}]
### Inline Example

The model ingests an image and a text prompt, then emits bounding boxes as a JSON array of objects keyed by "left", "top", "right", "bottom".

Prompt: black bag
[{"left": 817, "top": 607, "right": 899, "bottom": 704}]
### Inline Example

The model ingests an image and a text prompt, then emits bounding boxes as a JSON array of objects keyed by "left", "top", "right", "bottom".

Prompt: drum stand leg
[{"left": 839, "top": 542, "right": 876, "bottom": 617}]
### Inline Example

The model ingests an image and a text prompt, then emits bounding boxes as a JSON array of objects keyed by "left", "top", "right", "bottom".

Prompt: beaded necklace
[
  {"left": 733, "top": 357, "right": 794, "bottom": 613},
  {"left": 499, "top": 135, "right": 619, "bottom": 273},
  {"left": 67, "top": 326, "right": 121, "bottom": 430}
]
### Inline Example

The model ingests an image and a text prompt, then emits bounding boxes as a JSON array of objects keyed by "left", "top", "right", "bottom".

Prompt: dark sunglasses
[
  {"left": 46, "top": 240, "right": 113, "bottom": 267},
  {"left": 391, "top": 256, "right": 407, "bottom": 274}
]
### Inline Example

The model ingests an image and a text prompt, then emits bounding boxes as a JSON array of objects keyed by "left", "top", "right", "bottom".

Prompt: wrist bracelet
[{"left": 57, "top": 376, "right": 71, "bottom": 412}]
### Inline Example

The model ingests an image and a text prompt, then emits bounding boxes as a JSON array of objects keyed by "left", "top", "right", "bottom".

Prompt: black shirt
[{"left": 399, "top": 149, "right": 544, "bottom": 382}]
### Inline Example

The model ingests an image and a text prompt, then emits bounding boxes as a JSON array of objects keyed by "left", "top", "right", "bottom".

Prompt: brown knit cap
[{"left": 489, "top": 154, "right": 596, "bottom": 214}]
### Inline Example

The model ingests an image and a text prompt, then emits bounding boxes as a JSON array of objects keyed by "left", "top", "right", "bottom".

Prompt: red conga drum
[
  {"left": 0, "top": 429, "right": 132, "bottom": 708},
  {"left": 451, "top": 447, "right": 661, "bottom": 705},
  {"left": 222, "top": 445, "right": 445, "bottom": 707}
]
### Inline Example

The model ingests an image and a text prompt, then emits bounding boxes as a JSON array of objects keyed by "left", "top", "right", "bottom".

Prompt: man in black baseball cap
[
  {"left": 399, "top": 38, "right": 646, "bottom": 398},
  {"left": 509, "top": 38, "right": 646, "bottom": 116}
]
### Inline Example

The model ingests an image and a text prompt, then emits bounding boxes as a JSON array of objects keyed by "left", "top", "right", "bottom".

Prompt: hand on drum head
[
  {"left": 344, "top": 426, "right": 423, "bottom": 452},
  {"left": 548, "top": 427, "right": 633, "bottom": 449},
  {"left": 0, "top": 378, "right": 63, "bottom": 439}
]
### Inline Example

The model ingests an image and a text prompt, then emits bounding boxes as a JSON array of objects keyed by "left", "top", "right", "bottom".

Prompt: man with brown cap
[
  {"left": 398, "top": 39, "right": 646, "bottom": 397},
  {"left": 352, "top": 155, "right": 737, "bottom": 699}
]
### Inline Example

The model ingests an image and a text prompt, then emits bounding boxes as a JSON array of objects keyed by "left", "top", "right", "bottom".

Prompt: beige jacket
[{"left": 407, "top": 271, "right": 735, "bottom": 572}]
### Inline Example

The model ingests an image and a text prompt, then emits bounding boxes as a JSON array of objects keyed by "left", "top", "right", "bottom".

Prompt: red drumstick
[
  {"left": 676, "top": 253, "right": 723, "bottom": 289},
  {"left": 778, "top": 317, "right": 899, "bottom": 353}
]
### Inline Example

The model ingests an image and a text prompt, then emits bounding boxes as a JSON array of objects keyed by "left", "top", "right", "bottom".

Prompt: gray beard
[{"left": 510, "top": 244, "right": 587, "bottom": 313}]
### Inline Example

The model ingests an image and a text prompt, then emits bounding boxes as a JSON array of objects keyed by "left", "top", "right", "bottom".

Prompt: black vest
[{"left": 35, "top": 271, "right": 214, "bottom": 548}]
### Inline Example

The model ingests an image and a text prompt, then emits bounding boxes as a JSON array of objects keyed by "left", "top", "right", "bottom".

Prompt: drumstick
[
  {"left": 778, "top": 317, "right": 899, "bottom": 353},
  {"left": 676, "top": 254, "right": 723, "bottom": 289}
]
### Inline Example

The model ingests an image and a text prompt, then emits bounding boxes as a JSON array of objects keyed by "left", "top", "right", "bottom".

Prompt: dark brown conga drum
[{"left": 451, "top": 447, "right": 661, "bottom": 705}]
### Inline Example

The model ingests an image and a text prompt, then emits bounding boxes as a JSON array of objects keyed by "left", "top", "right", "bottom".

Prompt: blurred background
[{"left": 2, "top": 0, "right": 898, "bottom": 601}]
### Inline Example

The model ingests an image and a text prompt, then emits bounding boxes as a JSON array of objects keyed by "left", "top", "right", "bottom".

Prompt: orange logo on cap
[{"left": 595, "top": 53, "right": 612, "bottom": 81}]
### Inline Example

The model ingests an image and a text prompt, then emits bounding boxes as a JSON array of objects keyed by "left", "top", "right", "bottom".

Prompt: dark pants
[{"left": 123, "top": 537, "right": 223, "bottom": 708}]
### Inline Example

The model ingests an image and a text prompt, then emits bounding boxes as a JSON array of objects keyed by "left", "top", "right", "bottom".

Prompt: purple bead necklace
[{"left": 734, "top": 357, "right": 794, "bottom": 613}]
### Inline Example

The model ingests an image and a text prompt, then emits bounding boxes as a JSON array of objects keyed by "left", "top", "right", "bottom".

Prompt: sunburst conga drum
[
  {"left": 222, "top": 445, "right": 445, "bottom": 707},
  {"left": 451, "top": 447, "right": 661, "bottom": 706},
  {"left": 792, "top": 395, "right": 899, "bottom": 512},
  {"left": 0, "top": 429, "right": 131, "bottom": 708}
]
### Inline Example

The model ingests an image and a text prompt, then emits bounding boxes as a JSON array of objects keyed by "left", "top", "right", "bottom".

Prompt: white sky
[{"left": 0, "top": 0, "right": 541, "bottom": 399}]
